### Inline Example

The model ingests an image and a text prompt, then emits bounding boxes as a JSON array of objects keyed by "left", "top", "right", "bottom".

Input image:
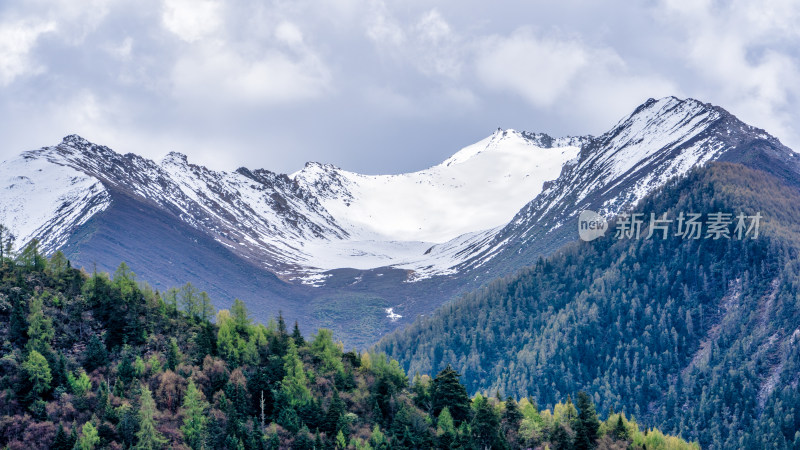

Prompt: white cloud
[
  {"left": 171, "top": 39, "right": 331, "bottom": 105},
  {"left": 107, "top": 36, "right": 134, "bottom": 60},
  {"left": 412, "top": 10, "right": 462, "bottom": 78},
  {"left": 0, "top": 20, "right": 56, "bottom": 86},
  {"left": 275, "top": 22, "right": 304, "bottom": 48},
  {"left": 366, "top": 6, "right": 405, "bottom": 47},
  {"left": 162, "top": 0, "right": 222, "bottom": 42},
  {"left": 656, "top": 0, "right": 800, "bottom": 148},
  {"left": 2, "top": 0, "right": 799, "bottom": 176},
  {"left": 366, "top": 7, "right": 463, "bottom": 80},
  {"left": 475, "top": 30, "right": 589, "bottom": 107}
]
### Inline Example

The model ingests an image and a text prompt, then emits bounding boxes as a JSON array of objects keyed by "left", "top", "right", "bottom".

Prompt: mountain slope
[
  {"left": 444, "top": 96, "right": 800, "bottom": 279},
  {"left": 4, "top": 131, "right": 584, "bottom": 278},
  {"left": 0, "top": 250, "right": 699, "bottom": 450},
  {"left": 377, "top": 161, "right": 800, "bottom": 449},
  {"left": 1, "top": 96, "right": 798, "bottom": 348}
]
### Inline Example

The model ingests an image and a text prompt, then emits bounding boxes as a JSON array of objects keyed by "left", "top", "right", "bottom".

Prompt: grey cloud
[{"left": 0, "top": 0, "right": 797, "bottom": 176}]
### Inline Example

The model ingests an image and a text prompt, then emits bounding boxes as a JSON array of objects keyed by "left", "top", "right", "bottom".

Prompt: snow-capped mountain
[
  {"left": 455, "top": 96, "right": 800, "bottom": 279},
  {"left": 0, "top": 128, "right": 584, "bottom": 283},
  {"left": 1, "top": 96, "right": 796, "bottom": 346}
]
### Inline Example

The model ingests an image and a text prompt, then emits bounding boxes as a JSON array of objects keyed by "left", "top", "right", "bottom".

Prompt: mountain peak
[
  {"left": 160, "top": 151, "right": 189, "bottom": 165},
  {"left": 60, "top": 134, "right": 97, "bottom": 150}
]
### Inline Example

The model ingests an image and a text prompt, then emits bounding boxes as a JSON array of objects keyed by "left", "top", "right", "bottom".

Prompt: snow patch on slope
[
  {"left": 0, "top": 153, "right": 110, "bottom": 252},
  {"left": 293, "top": 129, "right": 580, "bottom": 243}
]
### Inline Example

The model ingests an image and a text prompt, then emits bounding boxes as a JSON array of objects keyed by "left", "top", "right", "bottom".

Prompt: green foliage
[
  {"left": 574, "top": 391, "right": 600, "bottom": 449},
  {"left": 77, "top": 422, "right": 100, "bottom": 450},
  {"left": 83, "top": 334, "right": 108, "bottom": 371},
  {"left": 470, "top": 394, "right": 502, "bottom": 448},
  {"left": 281, "top": 338, "right": 312, "bottom": 406},
  {"left": 135, "top": 384, "right": 168, "bottom": 449},
  {"left": 166, "top": 337, "right": 182, "bottom": 370},
  {"left": 0, "top": 223, "right": 15, "bottom": 262},
  {"left": 16, "top": 238, "right": 47, "bottom": 272},
  {"left": 310, "top": 328, "right": 344, "bottom": 374},
  {"left": 380, "top": 162, "right": 800, "bottom": 449},
  {"left": 431, "top": 365, "right": 471, "bottom": 425},
  {"left": 22, "top": 349, "right": 52, "bottom": 398},
  {"left": 67, "top": 369, "right": 92, "bottom": 397},
  {"left": 25, "top": 293, "right": 54, "bottom": 356},
  {"left": 181, "top": 379, "right": 209, "bottom": 450},
  {"left": 179, "top": 282, "right": 215, "bottom": 323},
  {"left": 0, "top": 240, "right": 697, "bottom": 449}
]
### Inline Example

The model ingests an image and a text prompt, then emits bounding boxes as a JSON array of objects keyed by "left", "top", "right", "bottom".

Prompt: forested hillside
[
  {"left": 378, "top": 162, "right": 800, "bottom": 449},
  {"left": 0, "top": 244, "right": 695, "bottom": 449}
]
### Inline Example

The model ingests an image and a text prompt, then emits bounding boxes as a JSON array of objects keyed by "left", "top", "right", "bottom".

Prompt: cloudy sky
[{"left": 1, "top": 0, "right": 798, "bottom": 174}]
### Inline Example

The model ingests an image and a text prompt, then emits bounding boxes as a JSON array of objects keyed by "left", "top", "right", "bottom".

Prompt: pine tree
[
  {"left": 281, "top": 339, "right": 311, "bottom": 406},
  {"left": 76, "top": 422, "right": 100, "bottom": 450},
  {"left": 47, "top": 250, "right": 70, "bottom": 276},
  {"left": 51, "top": 424, "right": 71, "bottom": 450},
  {"left": 503, "top": 396, "right": 523, "bottom": 430},
  {"left": 8, "top": 288, "right": 28, "bottom": 344},
  {"left": 16, "top": 239, "right": 46, "bottom": 271},
  {"left": 26, "top": 294, "right": 54, "bottom": 357},
  {"left": 22, "top": 349, "right": 52, "bottom": 399},
  {"left": 83, "top": 334, "right": 108, "bottom": 372},
  {"left": 335, "top": 430, "right": 347, "bottom": 449},
  {"left": 431, "top": 365, "right": 471, "bottom": 425},
  {"left": 271, "top": 312, "right": 289, "bottom": 356},
  {"left": 291, "top": 426, "right": 314, "bottom": 450},
  {"left": 323, "top": 388, "right": 345, "bottom": 434},
  {"left": 135, "top": 385, "right": 168, "bottom": 449},
  {"left": 436, "top": 407, "right": 456, "bottom": 449},
  {"left": 550, "top": 423, "right": 572, "bottom": 450},
  {"left": 179, "top": 282, "right": 200, "bottom": 321},
  {"left": 167, "top": 337, "right": 182, "bottom": 370},
  {"left": 471, "top": 394, "right": 501, "bottom": 449},
  {"left": 181, "top": 379, "right": 209, "bottom": 450},
  {"left": 0, "top": 223, "right": 14, "bottom": 261},
  {"left": 231, "top": 299, "right": 252, "bottom": 336},
  {"left": 574, "top": 392, "right": 600, "bottom": 449},
  {"left": 612, "top": 414, "right": 629, "bottom": 441},
  {"left": 292, "top": 321, "right": 305, "bottom": 346},
  {"left": 370, "top": 425, "right": 389, "bottom": 450},
  {"left": 198, "top": 291, "right": 215, "bottom": 323}
]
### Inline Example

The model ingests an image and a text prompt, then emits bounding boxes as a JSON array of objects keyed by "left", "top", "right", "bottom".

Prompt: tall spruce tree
[
  {"left": 431, "top": 365, "right": 471, "bottom": 425},
  {"left": 574, "top": 392, "right": 600, "bottom": 450},
  {"left": 135, "top": 385, "right": 168, "bottom": 449},
  {"left": 181, "top": 380, "right": 209, "bottom": 450}
]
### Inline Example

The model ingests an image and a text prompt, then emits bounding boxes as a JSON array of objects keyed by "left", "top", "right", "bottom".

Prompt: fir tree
[
  {"left": 51, "top": 424, "right": 72, "bottom": 450},
  {"left": 431, "top": 365, "right": 471, "bottom": 425},
  {"left": 166, "top": 337, "right": 182, "bottom": 370},
  {"left": 181, "top": 379, "right": 209, "bottom": 450},
  {"left": 291, "top": 426, "right": 314, "bottom": 450},
  {"left": 135, "top": 385, "right": 168, "bottom": 449},
  {"left": 292, "top": 321, "right": 305, "bottom": 346},
  {"left": 76, "top": 422, "right": 100, "bottom": 450},
  {"left": 471, "top": 394, "right": 501, "bottom": 449},
  {"left": 83, "top": 334, "right": 108, "bottom": 372},
  {"left": 22, "top": 349, "right": 52, "bottom": 399},
  {"left": 281, "top": 339, "right": 311, "bottom": 406},
  {"left": 323, "top": 388, "right": 345, "bottom": 434},
  {"left": 574, "top": 392, "right": 600, "bottom": 449},
  {"left": 612, "top": 414, "right": 629, "bottom": 441},
  {"left": 550, "top": 423, "right": 572, "bottom": 450}
]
